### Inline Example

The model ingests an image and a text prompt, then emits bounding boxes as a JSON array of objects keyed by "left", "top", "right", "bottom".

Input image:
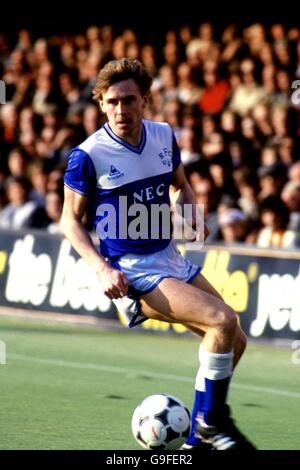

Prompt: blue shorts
[{"left": 111, "top": 240, "right": 201, "bottom": 327}]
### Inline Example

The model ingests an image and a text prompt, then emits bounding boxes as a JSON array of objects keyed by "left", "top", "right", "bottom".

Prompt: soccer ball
[{"left": 131, "top": 393, "right": 191, "bottom": 450}]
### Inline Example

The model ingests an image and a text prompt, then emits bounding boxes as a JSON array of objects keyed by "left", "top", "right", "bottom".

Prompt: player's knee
[
  {"left": 236, "top": 328, "right": 247, "bottom": 356},
  {"left": 232, "top": 328, "right": 247, "bottom": 368},
  {"left": 216, "top": 306, "right": 238, "bottom": 334}
]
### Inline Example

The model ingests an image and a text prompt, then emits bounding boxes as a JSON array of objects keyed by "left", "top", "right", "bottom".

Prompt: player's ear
[
  {"left": 99, "top": 99, "right": 105, "bottom": 113},
  {"left": 142, "top": 94, "right": 149, "bottom": 109}
]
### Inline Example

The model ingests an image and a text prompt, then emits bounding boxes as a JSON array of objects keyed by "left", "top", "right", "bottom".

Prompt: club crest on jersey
[
  {"left": 158, "top": 147, "right": 172, "bottom": 167},
  {"left": 107, "top": 165, "right": 124, "bottom": 180}
]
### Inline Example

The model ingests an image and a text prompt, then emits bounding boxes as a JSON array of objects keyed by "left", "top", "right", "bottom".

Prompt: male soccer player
[{"left": 61, "top": 58, "right": 255, "bottom": 450}]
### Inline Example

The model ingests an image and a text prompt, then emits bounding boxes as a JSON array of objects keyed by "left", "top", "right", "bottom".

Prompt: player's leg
[
  {"left": 187, "top": 322, "right": 247, "bottom": 369},
  {"left": 140, "top": 277, "right": 238, "bottom": 350},
  {"left": 184, "top": 272, "right": 247, "bottom": 448},
  {"left": 189, "top": 272, "right": 247, "bottom": 367},
  {"left": 140, "top": 277, "right": 237, "bottom": 430},
  {"left": 140, "top": 278, "right": 255, "bottom": 450}
]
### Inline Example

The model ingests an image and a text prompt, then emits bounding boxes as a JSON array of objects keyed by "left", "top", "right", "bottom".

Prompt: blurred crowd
[{"left": 1, "top": 22, "right": 300, "bottom": 248}]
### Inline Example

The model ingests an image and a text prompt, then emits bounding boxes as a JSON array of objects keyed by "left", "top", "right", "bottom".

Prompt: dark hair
[
  {"left": 5, "top": 175, "right": 31, "bottom": 193},
  {"left": 92, "top": 58, "right": 153, "bottom": 102},
  {"left": 259, "top": 195, "right": 290, "bottom": 229}
]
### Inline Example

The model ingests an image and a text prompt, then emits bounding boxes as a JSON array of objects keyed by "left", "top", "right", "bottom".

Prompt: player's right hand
[{"left": 97, "top": 265, "right": 129, "bottom": 299}]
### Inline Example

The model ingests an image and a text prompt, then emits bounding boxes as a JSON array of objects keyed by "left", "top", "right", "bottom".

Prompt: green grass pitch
[{"left": 0, "top": 315, "right": 299, "bottom": 450}]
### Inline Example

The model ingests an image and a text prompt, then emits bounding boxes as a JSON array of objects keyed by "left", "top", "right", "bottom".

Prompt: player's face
[{"left": 100, "top": 79, "right": 147, "bottom": 145}]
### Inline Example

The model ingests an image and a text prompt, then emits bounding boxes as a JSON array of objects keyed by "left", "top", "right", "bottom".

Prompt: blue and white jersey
[{"left": 64, "top": 119, "right": 181, "bottom": 259}]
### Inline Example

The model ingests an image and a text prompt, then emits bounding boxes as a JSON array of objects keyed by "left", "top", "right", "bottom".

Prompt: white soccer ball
[{"left": 131, "top": 393, "right": 191, "bottom": 450}]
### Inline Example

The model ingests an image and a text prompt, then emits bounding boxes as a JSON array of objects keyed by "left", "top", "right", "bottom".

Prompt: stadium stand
[{"left": 0, "top": 21, "right": 300, "bottom": 248}]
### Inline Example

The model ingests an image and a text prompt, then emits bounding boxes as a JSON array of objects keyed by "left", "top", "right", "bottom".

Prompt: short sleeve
[
  {"left": 172, "top": 134, "right": 181, "bottom": 171},
  {"left": 64, "top": 148, "right": 96, "bottom": 196}
]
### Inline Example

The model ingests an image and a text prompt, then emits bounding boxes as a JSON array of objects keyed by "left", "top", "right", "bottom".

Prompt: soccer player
[{"left": 61, "top": 58, "right": 255, "bottom": 450}]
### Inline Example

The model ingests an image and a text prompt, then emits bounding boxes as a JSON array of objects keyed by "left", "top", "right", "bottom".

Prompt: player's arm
[
  {"left": 170, "top": 163, "right": 209, "bottom": 241},
  {"left": 61, "top": 186, "right": 128, "bottom": 299}
]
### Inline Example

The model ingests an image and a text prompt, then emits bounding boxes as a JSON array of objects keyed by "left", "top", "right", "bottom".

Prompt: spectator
[
  {"left": 288, "top": 161, "right": 300, "bottom": 183},
  {"left": 257, "top": 162, "right": 287, "bottom": 199},
  {"left": 233, "top": 166, "right": 260, "bottom": 220},
  {"left": 0, "top": 176, "right": 49, "bottom": 229},
  {"left": 228, "top": 58, "right": 267, "bottom": 116},
  {"left": 190, "top": 176, "right": 220, "bottom": 242},
  {"left": 177, "top": 126, "right": 201, "bottom": 165},
  {"left": 255, "top": 195, "right": 299, "bottom": 248},
  {"left": 27, "top": 160, "right": 48, "bottom": 206},
  {"left": 278, "top": 137, "right": 297, "bottom": 166},
  {"left": 44, "top": 189, "right": 64, "bottom": 234},
  {"left": 218, "top": 208, "right": 248, "bottom": 244},
  {"left": 199, "top": 61, "right": 230, "bottom": 114},
  {"left": 46, "top": 167, "right": 65, "bottom": 193},
  {"left": 7, "top": 147, "right": 29, "bottom": 177},
  {"left": 82, "top": 104, "right": 101, "bottom": 136},
  {"left": 281, "top": 181, "right": 300, "bottom": 231},
  {"left": 176, "top": 62, "right": 202, "bottom": 105}
]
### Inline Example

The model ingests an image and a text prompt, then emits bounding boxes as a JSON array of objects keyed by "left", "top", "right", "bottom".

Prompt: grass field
[{"left": 0, "top": 315, "right": 299, "bottom": 450}]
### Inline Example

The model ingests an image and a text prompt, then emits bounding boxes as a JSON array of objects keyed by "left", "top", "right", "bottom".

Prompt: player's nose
[{"left": 116, "top": 100, "right": 126, "bottom": 114}]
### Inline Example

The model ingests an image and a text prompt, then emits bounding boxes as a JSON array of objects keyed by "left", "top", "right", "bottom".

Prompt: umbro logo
[{"left": 107, "top": 165, "right": 124, "bottom": 180}]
